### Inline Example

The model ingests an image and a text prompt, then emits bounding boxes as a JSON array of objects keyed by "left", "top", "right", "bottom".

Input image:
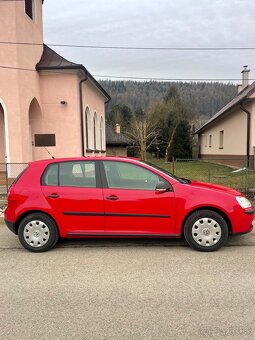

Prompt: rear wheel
[
  {"left": 183, "top": 210, "right": 229, "bottom": 252},
  {"left": 18, "top": 213, "right": 59, "bottom": 252}
]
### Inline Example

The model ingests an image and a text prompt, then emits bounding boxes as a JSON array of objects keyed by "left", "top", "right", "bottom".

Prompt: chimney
[
  {"left": 237, "top": 84, "right": 243, "bottom": 94},
  {"left": 241, "top": 65, "right": 250, "bottom": 90},
  {"left": 115, "top": 123, "right": 120, "bottom": 134}
]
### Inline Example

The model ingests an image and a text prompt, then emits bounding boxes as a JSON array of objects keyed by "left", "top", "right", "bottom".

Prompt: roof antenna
[{"left": 44, "top": 147, "right": 55, "bottom": 159}]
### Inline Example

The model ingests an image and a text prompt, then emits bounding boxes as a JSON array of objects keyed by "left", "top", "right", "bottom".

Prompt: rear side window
[
  {"left": 59, "top": 162, "right": 96, "bottom": 187},
  {"left": 41, "top": 161, "right": 97, "bottom": 188},
  {"left": 41, "top": 164, "right": 58, "bottom": 186}
]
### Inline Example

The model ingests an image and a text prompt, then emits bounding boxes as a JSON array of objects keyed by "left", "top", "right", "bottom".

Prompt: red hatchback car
[{"left": 4, "top": 157, "right": 255, "bottom": 252}]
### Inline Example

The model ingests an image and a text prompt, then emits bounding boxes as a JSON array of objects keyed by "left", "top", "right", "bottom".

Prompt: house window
[
  {"left": 205, "top": 135, "right": 207, "bottom": 147},
  {"left": 209, "top": 135, "right": 212, "bottom": 148},
  {"left": 25, "top": 0, "right": 35, "bottom": 20},
  {"left": 219, "top": 130, "right": 224, "bottom": 149},
  {"left": 85, "top": 108, "right": 91, "bottom": 150},
  {"left": 100, "top": 117, "right": 105, "bottom": 151},
  {"left": 93, "top": 113, "right": 98, "bottom": 150}
]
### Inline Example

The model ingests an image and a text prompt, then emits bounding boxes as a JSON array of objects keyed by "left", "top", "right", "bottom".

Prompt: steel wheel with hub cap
[
  {"left": 18, "top": 213, "right": 59, "bottom": 252},
  {"left": 183, "top": 210, "right": 229, "bottom": 252}
]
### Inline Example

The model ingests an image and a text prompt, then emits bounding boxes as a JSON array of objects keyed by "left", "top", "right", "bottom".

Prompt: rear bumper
[{"left": 5, "top": 219, "right": 16, "bottom": 235}]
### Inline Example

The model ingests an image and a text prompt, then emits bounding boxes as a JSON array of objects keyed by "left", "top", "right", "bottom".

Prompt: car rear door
[
  {"left": 41, "top": 160, "right": 105, "bottom": 235},
  {"left": 101, "top": 160, "right": 176, "bottom": 235}
]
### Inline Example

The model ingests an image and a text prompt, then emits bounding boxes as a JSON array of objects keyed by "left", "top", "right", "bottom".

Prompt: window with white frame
[
  {"left": 219, "top": 130, "right": 224, "bottom": 149},
  {"left": 85, "top": 108, "right": 91, "bottom": 150},
  {"left": 100, "top": 117, "right": 105, "bottom": 151},
  {"left": 93, "top": 112, "right": 98, "bottom": 150},
  {"left": 209, "top": 135, "right": 212, "bottom": 148},
  {"left": 204, "top": 135, "right": 207, "bottom": 147}
]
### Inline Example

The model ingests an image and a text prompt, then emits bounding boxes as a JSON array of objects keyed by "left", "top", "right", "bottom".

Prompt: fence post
[
  {"left": 208, "top": 161, "right": 211, "bottom": 183},
  {"left": 172, "top": 157, "right": 175, "bottom": 175},
  {"left": 5, "top": 162, "right": 8, "bottom": 195}
]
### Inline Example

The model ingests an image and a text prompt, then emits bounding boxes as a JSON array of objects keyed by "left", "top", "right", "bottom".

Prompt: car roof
[{"left": 29, "top": 156, "right": 140, "bottom": 165}]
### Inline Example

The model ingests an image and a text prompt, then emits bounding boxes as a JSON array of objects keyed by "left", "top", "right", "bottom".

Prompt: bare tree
[{"left": 127, "top": 110, "right": 160, "bottom": 160}]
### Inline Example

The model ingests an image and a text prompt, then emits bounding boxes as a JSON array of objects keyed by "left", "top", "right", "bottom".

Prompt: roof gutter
[
  {"left": 240, "top": 103, "right": 251, "bottom": 168},
  {"left": 79, "top": 70, "right": 88, "bottom": 156}
]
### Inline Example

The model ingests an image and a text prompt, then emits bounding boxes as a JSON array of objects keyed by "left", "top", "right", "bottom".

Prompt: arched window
[
  {"left": 100, "top": 117, "right": 105, "bottom": 151},
  {"left": 85, "top": 108, "right": 91, "bottom": 150},
  {"left": 93, "top": 113, "right": 98, "bottom": 150}
]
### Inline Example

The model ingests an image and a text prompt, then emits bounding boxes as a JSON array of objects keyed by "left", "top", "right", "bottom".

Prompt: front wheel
[
  {"left": 18, "top": 213, "right": 59, "bottom": 252},
  {"left": 183, "top": 210, "right": 229, "bottom": 252}
]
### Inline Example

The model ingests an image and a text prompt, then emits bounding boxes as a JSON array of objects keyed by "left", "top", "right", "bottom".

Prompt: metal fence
[
  {"left": 0, "top": 163, "right": 28, "bottom": 216},
  {"left": 174, "top": 158, "right": 255, "bottom": 197}
]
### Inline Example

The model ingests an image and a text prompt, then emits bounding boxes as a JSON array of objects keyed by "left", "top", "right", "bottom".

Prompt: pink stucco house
[{"left": 0, "top": 0, "right": 110, "bottom": 165}]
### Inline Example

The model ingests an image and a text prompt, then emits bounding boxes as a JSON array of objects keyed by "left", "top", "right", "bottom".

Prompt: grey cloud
[{"left": 43, "top": 0, "right": 255, "bottom": 82}]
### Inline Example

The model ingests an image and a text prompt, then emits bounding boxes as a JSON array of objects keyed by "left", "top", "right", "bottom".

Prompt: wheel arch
[
  {"left": 181, "top": 206, "right": 232, "bottom": 236},
  {"left": 14, "top": 210, "right": 59, "bottom": 235}
]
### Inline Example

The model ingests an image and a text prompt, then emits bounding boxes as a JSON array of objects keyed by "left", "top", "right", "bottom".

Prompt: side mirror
[{"left": 155, "top": 181, "right": 171, "bottom": 193}]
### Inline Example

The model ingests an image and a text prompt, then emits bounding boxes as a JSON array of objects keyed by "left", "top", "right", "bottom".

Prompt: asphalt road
[{"left": 0, "top": 223, "right": 255, "bottom": 340}]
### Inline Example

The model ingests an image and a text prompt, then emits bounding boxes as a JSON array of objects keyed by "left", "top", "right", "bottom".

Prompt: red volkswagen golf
[{"left": 4, "top": 157, "right": 254, "bottom": 252}]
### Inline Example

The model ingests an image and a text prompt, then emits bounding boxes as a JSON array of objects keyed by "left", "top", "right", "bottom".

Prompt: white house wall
[
  {"left": 251, "top": 99, "right": 255, "bottom": 153},
  {"left": 199, "top": 105, "right": 252, "bottom": 157}
]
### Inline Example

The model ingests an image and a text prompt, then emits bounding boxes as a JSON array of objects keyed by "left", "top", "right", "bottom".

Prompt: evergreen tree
[{"left": 169, "top": 120, "right": 192, "bottom": 159}]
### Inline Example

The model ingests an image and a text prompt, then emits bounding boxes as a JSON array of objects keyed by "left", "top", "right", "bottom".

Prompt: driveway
[{"left": 0, "top": 223, "right": 255, "bottom": 340}]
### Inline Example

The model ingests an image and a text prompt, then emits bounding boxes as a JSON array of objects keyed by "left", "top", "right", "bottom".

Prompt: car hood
[{"left": 188, "top": 180, "right": 241, "bottom": 196}]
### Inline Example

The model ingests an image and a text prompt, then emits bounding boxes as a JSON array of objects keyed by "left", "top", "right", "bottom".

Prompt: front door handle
[
  {"left": 106, "top": 195, "right": 119, "bottom": 201},
  {"left": 48, "top": 193, "right": 59, "bottom": 199}
]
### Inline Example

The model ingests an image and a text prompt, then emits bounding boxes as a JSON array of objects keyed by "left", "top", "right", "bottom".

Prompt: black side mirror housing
[{"left": 155, "top": 181, "right": 172, "bottom": 193}]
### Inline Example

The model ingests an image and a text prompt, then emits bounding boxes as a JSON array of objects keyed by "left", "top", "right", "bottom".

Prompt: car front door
[
  {"left": 101, "top": 161, "right": 176, "bottom": 235},
  {"left": 41, "top": 160, "right": 105, "bottom": 235}
]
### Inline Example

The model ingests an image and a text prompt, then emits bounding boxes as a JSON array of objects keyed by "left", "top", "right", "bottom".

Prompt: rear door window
[
  {"left": 59, "top": 162, "right": 96, "bottom": 187},
  {"left": 42, "top": 161, "right": 97, "bottom": 188}
]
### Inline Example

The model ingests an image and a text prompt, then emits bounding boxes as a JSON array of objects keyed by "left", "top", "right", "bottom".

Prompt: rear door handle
[
  {"left": 48, "top": 193, "right": 59, "bottom": 199},
  {"left": 106, "top": 195, "right": 119, "bottom": 201}
]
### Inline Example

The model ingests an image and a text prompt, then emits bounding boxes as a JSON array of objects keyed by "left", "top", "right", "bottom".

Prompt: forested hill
[{"left": 99, "top": 80, "right": 237, "bottom": 118}]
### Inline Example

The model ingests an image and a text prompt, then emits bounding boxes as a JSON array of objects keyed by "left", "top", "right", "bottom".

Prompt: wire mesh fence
[
  {"left": 0, "top": 163, "right": 28, "bottom": 217},
  {"left": 174, "top": 158, "right": 255, "bottom": 196}
]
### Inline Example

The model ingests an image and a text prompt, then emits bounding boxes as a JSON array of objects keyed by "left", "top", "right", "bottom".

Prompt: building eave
[
  {"left": 36, "top": 45, "right": 111, "bottom": 103},
  {"left": 196, "top": 81, "right": 255, "bottom": 134}
]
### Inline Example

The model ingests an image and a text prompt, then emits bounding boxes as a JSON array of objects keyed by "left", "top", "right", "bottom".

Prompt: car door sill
[{"left": 67, "top": 232, "right": 179, "bottom": 237}]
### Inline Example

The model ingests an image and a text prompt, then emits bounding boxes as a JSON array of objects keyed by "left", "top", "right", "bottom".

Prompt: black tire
[
  {"left": 183, "top": 210, "right": 229, "bottom": 252},
  {"left": 18, "top": 213, "right": 59, "bottom": 252}
]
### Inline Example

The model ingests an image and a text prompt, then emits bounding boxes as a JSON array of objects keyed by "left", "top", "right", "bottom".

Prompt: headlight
[{"left": 236, "top": 196, "right": 252, "bottom": 209}]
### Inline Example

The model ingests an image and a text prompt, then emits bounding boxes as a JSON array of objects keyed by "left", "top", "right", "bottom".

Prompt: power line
[
  {"left": 94, "top": 75, "right": 254, "bottom": 81},
  {"left": 0, "top": 41, "right": 255, "bottom": 51},
  {"left": 0, "top": 65, "right": 254, "bottom": 82}
]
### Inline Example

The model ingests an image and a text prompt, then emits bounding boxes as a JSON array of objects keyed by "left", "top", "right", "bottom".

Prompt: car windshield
[{"left": 140, "top": 161, "right": 190, "bottom": 184}]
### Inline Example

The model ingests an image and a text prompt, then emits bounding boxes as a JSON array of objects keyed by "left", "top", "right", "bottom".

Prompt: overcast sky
[{"left": 43, "top": 0, "right": 255, "bottom": 83}]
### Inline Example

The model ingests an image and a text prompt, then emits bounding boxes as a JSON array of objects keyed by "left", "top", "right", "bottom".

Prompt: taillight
[{"left": 7, "top": 185, "right": 15, "bottom": 199}]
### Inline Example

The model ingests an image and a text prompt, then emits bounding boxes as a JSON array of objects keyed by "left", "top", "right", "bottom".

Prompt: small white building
[{"left": 196, "top": 66, "right": 255, "bottom": 169}]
